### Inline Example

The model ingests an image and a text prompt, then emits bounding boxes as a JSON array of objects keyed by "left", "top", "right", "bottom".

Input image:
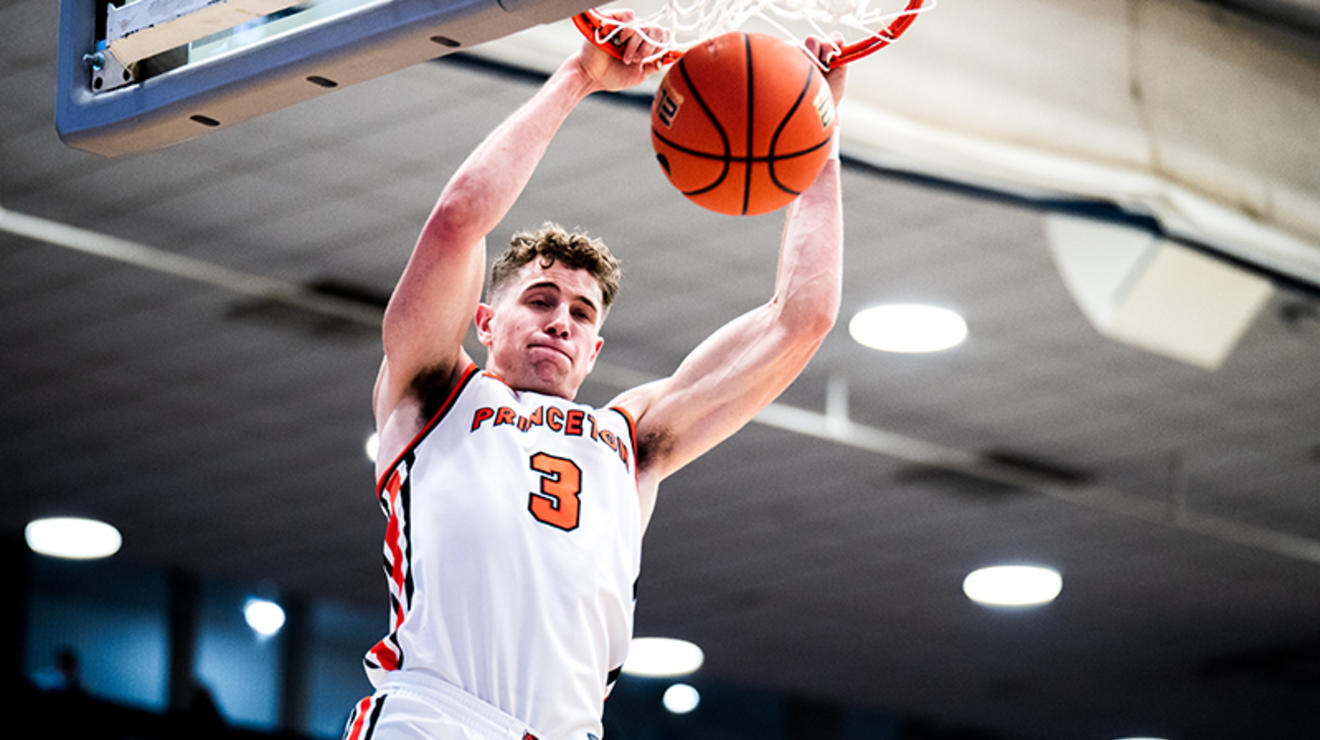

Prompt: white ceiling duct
[{"left": 838, "top": 0, "right": 1320, "bottom": 286}]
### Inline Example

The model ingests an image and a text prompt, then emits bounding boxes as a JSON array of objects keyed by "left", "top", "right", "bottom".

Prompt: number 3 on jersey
[{"left": 529, "top": 452, "right": 582, "bottom": 531}]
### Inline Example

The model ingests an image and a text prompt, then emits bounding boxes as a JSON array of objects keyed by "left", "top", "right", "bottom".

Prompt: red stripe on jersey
[
  {"left": 345, "top": 696, "right": 372, "bottom": 740},
  {"left": 369, "top": 639, "right": 400, "bottom": 671},
  {"left": 383, "top": 480, "right": 407, "bottom": 626},
  {"left": 379, "top": 467, "right": 402, "bottom": 512}
]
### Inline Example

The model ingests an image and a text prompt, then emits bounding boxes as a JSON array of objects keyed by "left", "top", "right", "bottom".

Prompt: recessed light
[
  {"left": 849, "top": 303, "right": 968, "bottom": 353},
  {"left": 663, "top": 683, "right": 700, "bottom": 714},
  {"left": 243, "top": 598, "right": 286, "bottom": 637},
  {"left": 365, "top": 431, "right": 379, "bottom": 463},
  {"left": 25, "top": 517, "right": 122, "bottom": 560},
  {"left": 963, "top": 565, "right": 1062, "bottom": 607},
  {"left": 622, "top": 637, "right": 704, "bottom": 677}
]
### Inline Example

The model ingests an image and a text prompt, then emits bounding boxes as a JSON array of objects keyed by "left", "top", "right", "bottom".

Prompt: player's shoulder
[
  {"left": 605, "top": 377, "right": 667, "bottom": 422},
  {"left": 606, "top": 378, "right": 675, "bottom": 476}
]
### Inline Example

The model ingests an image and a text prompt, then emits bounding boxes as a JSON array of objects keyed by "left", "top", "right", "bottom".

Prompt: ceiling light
[
  {"left": 243, "top": 598, "right": 286, "bottom": 637},
  {"left": 662, "top": 683, "right": 700, "bottom": 714},
  {"left": 622, "top": 637, "right": 704, "bottom": 677},
  {"left": 365, "top": 431, "right": 379, "bottom": 463},
  {"left": 1112, "top": 737, "right": 1171, "bottom": 740},
  {"left": 963, "top": 565, "right": 1062, "bottom": 607},
  {"left": 849, "top": 303, "right": 968, "bottom": 353},
  {"left": 25, "top": 517, "right": 122, "bottom": 560}
]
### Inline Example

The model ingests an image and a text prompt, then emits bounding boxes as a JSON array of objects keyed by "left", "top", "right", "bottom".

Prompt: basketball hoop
[{"left": 572, "top": 0, "right": 932, "bottom": 69}]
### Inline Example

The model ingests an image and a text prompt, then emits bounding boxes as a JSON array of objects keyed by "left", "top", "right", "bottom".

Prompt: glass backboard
[{"left": 57, "top": 0, "right": 595, "bottom": 157}]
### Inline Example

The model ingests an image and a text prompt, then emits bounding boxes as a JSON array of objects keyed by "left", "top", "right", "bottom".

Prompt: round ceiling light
[
  {"left": 25, "top": 517, "right": 122, "bottom": 560},
  {"left": 963, "top": 565, "right": 1063, "bottom": 607},
  {"left": 365, "top": 431, "right": 380, "bottom": 463},
  {"left": 849, "top": 303, "right": 968, "bottom": 353},
  {"left": 622, "top": 637, "right": 704, "bottom": 677},
  {"left": 244, "top": 598, "right": 286, "bottom": 637},
  {"left": 663, "top": 683, "right": 700, "bottom": 714}
]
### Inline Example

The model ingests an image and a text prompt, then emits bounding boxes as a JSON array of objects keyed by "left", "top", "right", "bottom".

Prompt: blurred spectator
[
  {"left": 32, "top": 645, "right": 83, "bottom": 693},
  {"left": 171, "top": 677, "right": 228, "bottom": 740}
]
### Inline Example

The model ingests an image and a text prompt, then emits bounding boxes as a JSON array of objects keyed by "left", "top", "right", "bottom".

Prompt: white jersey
[{"left": 363, "top": 365, "right": 642, "bottom": 740}]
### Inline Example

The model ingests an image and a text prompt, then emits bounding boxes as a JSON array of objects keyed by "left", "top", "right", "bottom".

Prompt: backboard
[{"left": 56, "top": 0, "right": 595, "bottom": 157}]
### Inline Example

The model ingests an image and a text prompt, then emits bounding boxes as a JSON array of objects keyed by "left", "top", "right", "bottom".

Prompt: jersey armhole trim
[
  {"left": 608, "top": 405, "right": 640, "bottom": 488},
  {"left": 375, "top": 362, "right": 480, "bottom": 494}
]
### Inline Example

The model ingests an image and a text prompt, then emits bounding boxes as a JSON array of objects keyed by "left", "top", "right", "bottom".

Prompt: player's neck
[{"left": 484, "top": 360, "right": 579, "bottom": 401}]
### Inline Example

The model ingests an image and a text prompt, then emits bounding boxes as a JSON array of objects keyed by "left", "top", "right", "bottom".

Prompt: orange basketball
[{"left": 650, "top": 32, "right": 836, "bottom": 216}]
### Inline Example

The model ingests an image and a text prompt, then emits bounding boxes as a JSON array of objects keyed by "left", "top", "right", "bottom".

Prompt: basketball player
[{"left": 344, "top": 18, "right": 847, "bottom": 740}]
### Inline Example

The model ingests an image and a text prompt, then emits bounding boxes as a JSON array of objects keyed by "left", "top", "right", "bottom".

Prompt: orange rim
[
  {"left": 832, "top": 0, "right": 926, "bottom": 66},
  {"left": 572, "top": 0, "right": 926, "bottom": 69}
]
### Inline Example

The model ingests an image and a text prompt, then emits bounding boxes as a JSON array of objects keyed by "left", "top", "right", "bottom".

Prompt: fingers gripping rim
[
  {"left": 572, "top": 11, "right": 683, "bottom": 65},
  {"left": 573, "top": 0, "right": 928, "bottom": 69}
]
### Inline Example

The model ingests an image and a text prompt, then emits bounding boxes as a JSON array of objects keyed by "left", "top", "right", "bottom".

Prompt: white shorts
[{"left": 343, "top": 674, "right": 544, "bottom": 740}]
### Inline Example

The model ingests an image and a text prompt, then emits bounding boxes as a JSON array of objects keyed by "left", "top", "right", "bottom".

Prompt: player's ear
[
  {"left": 475, "top": 303, "right": 495, "bottom": 347},
  {"left": 586, "top": 336, "right": 604, "bottom": 372}
]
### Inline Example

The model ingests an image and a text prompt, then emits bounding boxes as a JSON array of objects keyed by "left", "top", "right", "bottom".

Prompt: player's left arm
[{"left": 613, "top": 42, "right": 846, "bottom": 530}]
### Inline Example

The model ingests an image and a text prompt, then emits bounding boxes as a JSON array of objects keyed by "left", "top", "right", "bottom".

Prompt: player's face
[{"left": 476, "top": 260, "right": 606, "bottom": 399}]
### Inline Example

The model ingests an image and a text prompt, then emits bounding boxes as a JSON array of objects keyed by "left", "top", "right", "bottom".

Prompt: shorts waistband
[{"left": 375, "top": 673, "right": 543, "bottom": 740}]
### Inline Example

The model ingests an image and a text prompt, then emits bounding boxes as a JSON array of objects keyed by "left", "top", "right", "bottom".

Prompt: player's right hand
[{"left": 575, "top": 10, "right": 669, "bottom": 92}]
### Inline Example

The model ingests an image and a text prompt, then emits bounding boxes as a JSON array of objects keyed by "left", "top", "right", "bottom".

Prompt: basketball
[{"left": 650, "top": 32, "right": 836, "bottom": 216}]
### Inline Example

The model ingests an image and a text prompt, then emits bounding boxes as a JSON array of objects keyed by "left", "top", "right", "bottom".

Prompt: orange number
[{"left": 528, "top": 452, "right": 581, "bottom": 531}]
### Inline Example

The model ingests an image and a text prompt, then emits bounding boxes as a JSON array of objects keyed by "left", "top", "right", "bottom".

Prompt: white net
[{"left": 584, "top": 0, "right": 933, "bottom": 66}]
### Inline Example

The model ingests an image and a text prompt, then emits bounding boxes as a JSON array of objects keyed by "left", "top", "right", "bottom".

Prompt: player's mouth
[{"left": 528, "top": 343, "right": 572, "bottom": 362}]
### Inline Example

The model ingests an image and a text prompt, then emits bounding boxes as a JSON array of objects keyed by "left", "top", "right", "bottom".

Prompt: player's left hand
[
  {"left": 575, "top": 10, "right": 669, "bottom": 92},
  {"left": 804, "top": 34, "right": 847, "bottom": 107}
]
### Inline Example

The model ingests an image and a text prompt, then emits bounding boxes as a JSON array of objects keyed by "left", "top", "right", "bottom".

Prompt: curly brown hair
[{"left": 489, "top": 223, "right": 622, "bottom": 312}]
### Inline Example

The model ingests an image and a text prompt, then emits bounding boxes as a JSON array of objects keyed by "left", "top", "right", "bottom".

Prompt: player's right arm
[{"left": 374, "top": 17, "right": 665, "bottom": 423}]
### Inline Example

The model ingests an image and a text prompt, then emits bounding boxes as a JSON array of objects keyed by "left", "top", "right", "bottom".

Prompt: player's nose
[{"left": 543, "top": 306, "right": 571, "bottom": 338}]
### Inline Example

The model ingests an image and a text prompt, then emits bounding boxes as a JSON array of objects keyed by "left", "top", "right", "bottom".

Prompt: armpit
[
  {"left": 635, "top": 427, "right": 675, "bottom": 476},
  {"left": 409, "top": 364, "right": 462, "bottom": 424}
]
